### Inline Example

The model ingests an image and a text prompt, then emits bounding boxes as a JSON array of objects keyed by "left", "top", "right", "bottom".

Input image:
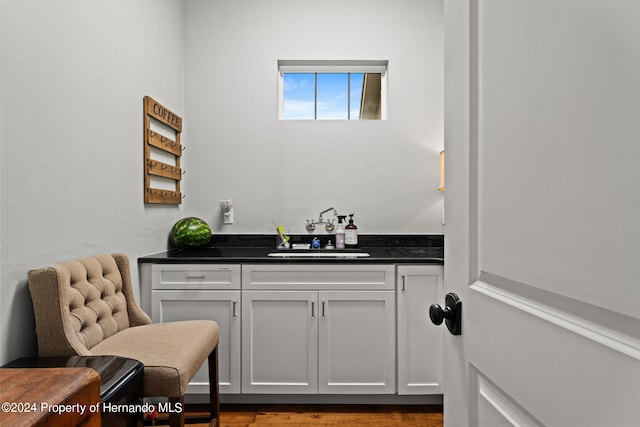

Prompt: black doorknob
[
  {"left": 429, "top": 293, "right": 462, "bottom": 335},
  {"left": 429, "top": 304, "right": 448, "bottom": 325}
]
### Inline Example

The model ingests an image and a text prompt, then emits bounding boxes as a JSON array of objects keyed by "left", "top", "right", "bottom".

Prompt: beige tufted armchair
[{"left": 28, "top": 253, "right": 220, "bottom": 427}]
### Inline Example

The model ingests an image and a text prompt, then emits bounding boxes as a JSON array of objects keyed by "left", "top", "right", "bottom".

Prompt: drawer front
[
  {"left": 152, "top": 264, "right": 240, "bottom": 290},
  {"left": 242, "top": 264, "right": 395, "bottom": 290}
]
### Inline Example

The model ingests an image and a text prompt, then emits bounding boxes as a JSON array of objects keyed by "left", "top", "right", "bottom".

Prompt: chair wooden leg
[
  {"left": 169, "top": 396, "right": 184, "bottom": 427},
  {"left": 163, "top": 347, "right": 218, "bottom": 427},
  {"left": 207, "top": 346, "right": 220, "bottom": 426}
]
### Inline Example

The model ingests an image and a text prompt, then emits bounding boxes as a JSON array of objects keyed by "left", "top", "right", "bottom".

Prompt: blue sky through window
[{"left": 283, "top": 73, "right": 364, "bottom": 120}]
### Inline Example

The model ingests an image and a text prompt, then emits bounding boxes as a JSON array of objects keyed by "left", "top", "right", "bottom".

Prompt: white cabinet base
[
  {"left": 241, "top": 265, "right": 396, "bottom": 395},
  {"left": 146, "top": 262, "right": 444, "bottom": 399}
]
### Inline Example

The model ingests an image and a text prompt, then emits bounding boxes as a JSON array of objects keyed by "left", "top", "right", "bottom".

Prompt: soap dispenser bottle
[
  {"left": 345, "top": 214, "right": 358, "bottom": 248},
  {"left": 335, "top": 215, "right": 346, "bottom": 249}
]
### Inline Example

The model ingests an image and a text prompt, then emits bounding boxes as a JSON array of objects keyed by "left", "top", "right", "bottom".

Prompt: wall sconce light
[{"left": 438, "top": 150, "right": 445, "bottom": 191}]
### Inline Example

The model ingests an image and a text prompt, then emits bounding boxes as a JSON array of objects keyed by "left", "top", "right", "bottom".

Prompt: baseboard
[{"left": 185, "top": 393, "right": 443, "bottom": 405}]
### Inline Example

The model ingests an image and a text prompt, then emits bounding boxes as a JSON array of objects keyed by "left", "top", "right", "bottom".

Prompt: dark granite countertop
[{"left": 138, "top": 234, "right": 444, "bottom": 264}]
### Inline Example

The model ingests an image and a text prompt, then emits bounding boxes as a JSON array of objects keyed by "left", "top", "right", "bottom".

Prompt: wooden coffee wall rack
[{"left": 143, "top": 96, "right": 183, "bottom": 204}]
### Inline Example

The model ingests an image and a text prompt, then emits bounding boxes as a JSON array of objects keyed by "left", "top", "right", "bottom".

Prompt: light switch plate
[{"left": 224, "top": 209, "right": 234, "bottom": 224}]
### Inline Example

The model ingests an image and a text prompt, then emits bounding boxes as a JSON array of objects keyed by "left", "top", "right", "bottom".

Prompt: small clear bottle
[{"left": 335, "top": 216, "right": 346, "bottom": 249}]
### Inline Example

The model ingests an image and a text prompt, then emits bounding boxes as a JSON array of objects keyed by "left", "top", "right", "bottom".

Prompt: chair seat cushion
[{"left": 89, "top": 320, "right": 218, "bottom": 397}]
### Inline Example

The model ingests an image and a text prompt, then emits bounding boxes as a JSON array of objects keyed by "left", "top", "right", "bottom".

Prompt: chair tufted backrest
[
  {"left": 61, "top": 254, "right": 131, "bottom": 349},
  {"left": 29, "top": 253, "right": 151, "bottom": 357}
]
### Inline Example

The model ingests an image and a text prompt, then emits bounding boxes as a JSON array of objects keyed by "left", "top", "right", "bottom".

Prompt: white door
[
  {"left": 318, "top": 291, "right": 396, "bottom": 394},
  {"left": 443, "top": 1, "right": 640, "bottom": 426}
]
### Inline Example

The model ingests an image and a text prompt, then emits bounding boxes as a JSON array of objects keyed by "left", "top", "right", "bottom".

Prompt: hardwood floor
[{"left": 162, "top": 404, "right": 443, "bottom": 427}]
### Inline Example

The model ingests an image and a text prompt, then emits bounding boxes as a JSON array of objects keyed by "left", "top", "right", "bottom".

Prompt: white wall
[
  {"left": 183, "top": 0, "right": 444, "bottom": 235},
  {"left": 0, "top": 0, "right": 186, "bottom": 364}
]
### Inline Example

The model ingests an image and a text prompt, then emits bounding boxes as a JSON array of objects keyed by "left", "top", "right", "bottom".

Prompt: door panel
[
  {"left": 444, "top": 0, "right": 640, "bottom": 425},
  {"left": 241, "top": 291, "right": 318, "bottom": 394},
  {"left": 397, "top": 266, "right": 443, "bottom": 394},
  {"left": 318, "top": 291, "right": 395, "bottom": 394},
  {"left": 152, "top": 290, "right": 240, "bottom": 394},
  {"left": 470, "top": 368, "right": 544, "bottom": 427},
  {"left": 469, "top": 282, "right": 640, "bottom": 425},
  {"left": 476, "top": 0, "right": 640, "bottom": 319}
]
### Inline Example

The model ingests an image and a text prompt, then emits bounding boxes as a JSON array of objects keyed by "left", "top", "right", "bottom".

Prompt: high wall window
[{"left": 278, "top": 60, "right": 388, "bottom": 120}]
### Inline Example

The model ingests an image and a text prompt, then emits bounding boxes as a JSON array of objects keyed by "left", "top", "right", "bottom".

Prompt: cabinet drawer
[
  {"left": 242, "top": 264, "right": 395, "bottom": 290},
  {"left": 152, "top": 264, "right": 240, "bottom": 290}
]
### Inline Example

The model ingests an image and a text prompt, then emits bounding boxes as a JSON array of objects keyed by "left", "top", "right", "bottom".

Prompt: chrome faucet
[{"left": 306, "top": 207, "right": 338, "bottom": 232}]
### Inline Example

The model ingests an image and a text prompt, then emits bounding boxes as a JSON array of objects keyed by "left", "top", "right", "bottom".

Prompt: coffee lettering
[{"left": 152, "top": 103, "right": 180, "bottom": 127}]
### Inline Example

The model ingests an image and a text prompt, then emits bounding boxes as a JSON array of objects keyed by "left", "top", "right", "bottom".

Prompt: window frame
[{"left": 277, "top": 60, "right": 388, "bottom": 121}]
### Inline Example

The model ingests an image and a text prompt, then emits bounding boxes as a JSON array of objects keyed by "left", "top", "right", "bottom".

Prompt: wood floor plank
[
  {"left": 224, "top": 404, "right": 442, "bottom": 427},
  {"left": 152, "top": 404, "right": 443, "bottom": 427}
]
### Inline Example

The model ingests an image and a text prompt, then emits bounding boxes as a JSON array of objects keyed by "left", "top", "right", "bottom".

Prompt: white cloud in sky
[
  {"left": 283, "top": 75, "right": 312, "bottom": 93},
  {"left": 283, "top": 99, "right": 314, "bottom": 119}
]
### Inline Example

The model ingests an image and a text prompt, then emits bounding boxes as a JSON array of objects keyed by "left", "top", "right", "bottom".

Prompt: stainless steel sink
[{"left": 268, "top": 251, "right": 370, "bottom": 258}]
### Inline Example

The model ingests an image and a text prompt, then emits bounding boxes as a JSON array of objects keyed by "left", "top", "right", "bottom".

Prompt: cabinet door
[
  {"left": 397, "top": 265, "right": 443, "bottom": 394},
  {"left": 152, "top": 290, "right": 241, "bottom": 394},
  {"left": 318, "top": 291, "right": 396, "bottom": 394},
  {"left": 242, "top": 291, "right": 318, "bottom": 394}
]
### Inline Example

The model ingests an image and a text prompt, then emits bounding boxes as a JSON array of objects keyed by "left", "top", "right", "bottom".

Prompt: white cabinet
[
  {"left": 396, "top": 265, "right": 443, "bottom": 394},
  {"left": 318, "top": 291, "right": 395, "bottom": 394},
  {"left": 241, "top": 291, "right": 318, "bottom": 394},
  {"left": 151, "top": 264, "right": 241, "bottom": 394},
  {"left": 146, "top": 261, "right": 443, "bottom": 398},
  {"left": 241, "top": 264, "right": 396, "bottom": 394}
]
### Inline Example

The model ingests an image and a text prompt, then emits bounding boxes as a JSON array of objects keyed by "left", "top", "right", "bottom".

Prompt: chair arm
[{"left": 112, "top": 253, "right": 152, "bottom": 326}]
